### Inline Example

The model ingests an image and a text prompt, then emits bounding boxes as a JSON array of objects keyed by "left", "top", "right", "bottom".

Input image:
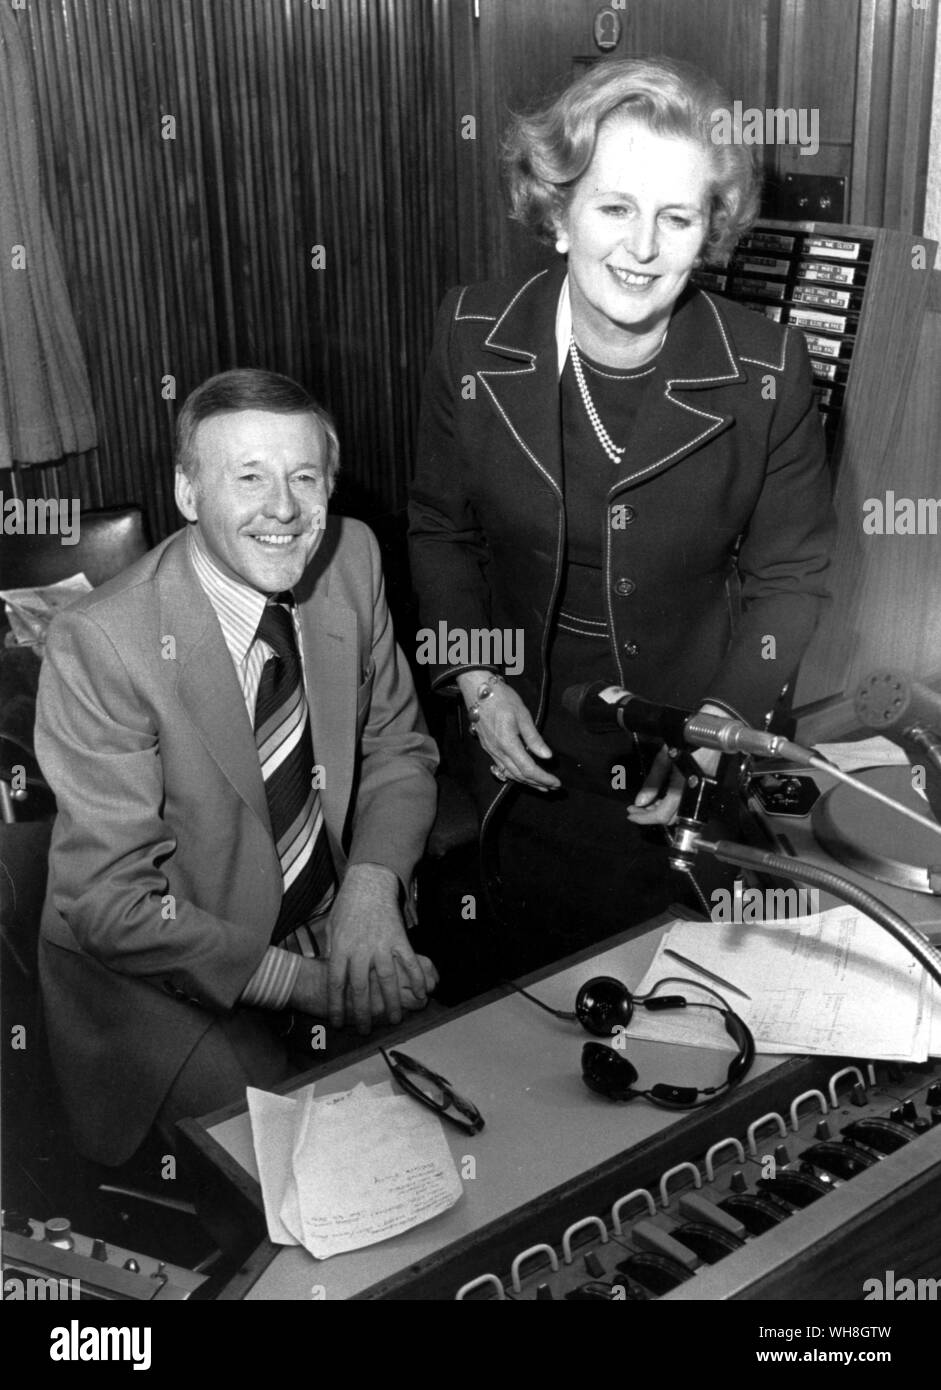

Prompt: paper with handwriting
[{"left": 248, "top": 1080, "right": 462, "bottom": 1259}]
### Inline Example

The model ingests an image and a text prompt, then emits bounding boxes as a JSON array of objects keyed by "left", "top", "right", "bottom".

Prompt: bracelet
[{"left": 466, "top": 674, "right": 506, "bottom": 733}]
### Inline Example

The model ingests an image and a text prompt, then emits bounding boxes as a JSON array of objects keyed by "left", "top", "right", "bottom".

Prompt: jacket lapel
[
  {"left": 477, "top": 269, "right": 746, "bottom": 496},
  {"left": 477, "top": 267, "right": 564, "bottom": 500},
  {"left": 609, "top": 287, "right": 744, "bottom": 493},
  {"left": 294, "top": 528, "right": 357, "bottom": 846},
  {"left": 159, "top": 533, "right": 270, "bottom": 829}
]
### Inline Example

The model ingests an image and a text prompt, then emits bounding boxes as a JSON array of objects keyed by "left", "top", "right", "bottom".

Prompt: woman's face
[{"left": 556, "top": 115, "right": 713, "bottom": 345}]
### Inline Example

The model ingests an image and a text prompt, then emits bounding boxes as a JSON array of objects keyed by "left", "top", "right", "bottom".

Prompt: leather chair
[
  {"left": 1, "top": 502, "right": 218, "bottom": 1260},
  {"left": 0, "top": 502, "right": 149, "bottom": 590}
]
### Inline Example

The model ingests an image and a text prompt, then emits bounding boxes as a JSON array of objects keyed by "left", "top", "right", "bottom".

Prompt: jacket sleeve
[
  {"left": 35, "top": 610, "right": 268, "bottom": 1011},
  {"left": 703, "top": 327, "right": 835, "bottom": 725},
  {"left": 345, "top": 524, "right": 439, "bottom": 893},
  {"left": 407, "top": 287, "right": 502, "bottom": 691}
]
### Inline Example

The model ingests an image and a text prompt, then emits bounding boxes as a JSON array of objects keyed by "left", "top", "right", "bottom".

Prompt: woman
[{"left": 409, "top": 58, "right": 833, "bottom": 974}]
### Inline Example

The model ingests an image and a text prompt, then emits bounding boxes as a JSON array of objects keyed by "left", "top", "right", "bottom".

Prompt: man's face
[{"left": 175, "top": 409, "right": 331, "bottom": 594}]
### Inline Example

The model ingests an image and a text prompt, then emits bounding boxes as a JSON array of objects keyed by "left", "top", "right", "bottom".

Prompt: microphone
[
  {"left": 562, "top": 682, "right": 808, "bottom": 761},
  {"left": 561, "top": 681, "right": 691, "bottom": 744},
  {"left": 854, "top": 670, "right": 941, "bottom": 820},
  {"left": 854, "top": 670, "right": 941, "bottom": 742}
]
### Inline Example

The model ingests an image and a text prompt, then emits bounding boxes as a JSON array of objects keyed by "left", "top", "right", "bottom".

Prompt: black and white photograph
[{"left": 1, "top": 0, "right": 939, "bottom": 1350}]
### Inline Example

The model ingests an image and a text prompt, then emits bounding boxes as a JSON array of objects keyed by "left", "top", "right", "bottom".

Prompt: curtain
[{"left": 0, "top": 5, "right": 96, "bottom": 468}]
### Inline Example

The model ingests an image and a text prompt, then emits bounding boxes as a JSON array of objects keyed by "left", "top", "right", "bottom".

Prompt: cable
[{"left": 499, "top": 977, "right": 577, "bottom": 1022}]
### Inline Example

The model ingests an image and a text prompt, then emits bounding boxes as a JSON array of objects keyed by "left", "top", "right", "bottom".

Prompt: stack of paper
[
  {"left": 248, "top": 1081, "right": 463, "bottom": 1260},
  {"left": 629, "top": 906, "right": 941, "bottom": 1062}
]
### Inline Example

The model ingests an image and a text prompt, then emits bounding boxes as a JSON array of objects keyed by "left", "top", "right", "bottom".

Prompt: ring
[{"left": 490, "top": 763, "right": 509, "bottom": 782}]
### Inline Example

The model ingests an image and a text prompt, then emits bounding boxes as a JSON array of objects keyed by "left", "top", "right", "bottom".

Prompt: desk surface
[{"left": 187, "top": 920, "right": 805, "bottom": 1300}]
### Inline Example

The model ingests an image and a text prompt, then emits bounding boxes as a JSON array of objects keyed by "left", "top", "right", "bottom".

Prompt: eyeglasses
[{"left": 380, "top": 1048, "right": 485, "bottom": 1135}]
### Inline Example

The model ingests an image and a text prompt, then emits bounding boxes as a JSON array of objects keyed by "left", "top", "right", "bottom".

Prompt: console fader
[{"left": 454, "top": 1061, "right": 941, "bottom": 1300}]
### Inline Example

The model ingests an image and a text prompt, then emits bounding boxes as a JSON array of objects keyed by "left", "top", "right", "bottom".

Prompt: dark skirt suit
[{"left": 409, "top": 261, "right": 834, "bottom": 967}]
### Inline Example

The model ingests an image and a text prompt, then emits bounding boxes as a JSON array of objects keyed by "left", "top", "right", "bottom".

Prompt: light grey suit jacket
[{"left": 35, "top": 516, "right": 438, "bottom": 1163}]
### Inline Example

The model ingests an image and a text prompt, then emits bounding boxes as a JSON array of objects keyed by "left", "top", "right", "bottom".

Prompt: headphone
[
  {"left": 576, "top": 975, "right": 755, "bottom": 1108},
  {"left": 505, "top": 973, "right": 755, "bottom": 1110}
]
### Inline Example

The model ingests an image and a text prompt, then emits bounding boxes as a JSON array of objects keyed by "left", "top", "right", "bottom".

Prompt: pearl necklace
[{"left": 569, "top": 333, "right": 664, "bottom": 466}]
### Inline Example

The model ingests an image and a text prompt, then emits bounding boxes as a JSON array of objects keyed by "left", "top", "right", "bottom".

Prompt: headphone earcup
[
  {"left": 722, "top": 1009, "right": 756, "bottom": 1086},
  {"left": 581, "top": 1042, "right": 640, "bottom": 1101},
  {"left": 575, "top": 977, "right": 634, "bottom": 1036}
]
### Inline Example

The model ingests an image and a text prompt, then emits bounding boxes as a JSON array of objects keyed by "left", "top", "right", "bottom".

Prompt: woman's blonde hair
[{"left": 503, "top": 56, "right": 761, "bottom": 265}]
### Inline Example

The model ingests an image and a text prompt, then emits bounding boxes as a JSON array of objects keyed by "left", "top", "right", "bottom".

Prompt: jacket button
[
  {"left": 614, "top": 578, "right": 636, "bottom": 597},
  {"left": 623, "top": 641, "right": 640, "bottom": 658}
]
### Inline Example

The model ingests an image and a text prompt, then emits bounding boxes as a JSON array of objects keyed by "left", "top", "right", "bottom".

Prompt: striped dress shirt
[{"left": 187, "top": 527, "right": 327, "bottom": 1010}]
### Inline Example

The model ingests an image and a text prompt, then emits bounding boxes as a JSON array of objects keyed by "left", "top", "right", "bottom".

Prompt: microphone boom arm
[{"left": 689, "top": 834, "right": 941, "bottom": 991}]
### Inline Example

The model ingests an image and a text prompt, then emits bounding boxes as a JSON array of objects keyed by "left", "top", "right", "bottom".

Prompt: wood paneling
[
  {"left": 795, "top": 261, "right": 941, "bottom": 717},
  {"left": 851, "top": 0, "right": 938, "bottom": 232},
  {"left": 4, "top": 0, "right": 469, "bottom": 539},
  {"left": 3, "top": 1, "right": 935, "bottom": 542},
  {"left": 475, "top": 0, "right": 781, "bottom": 282},
  {"left": 779, "top": 0, "right": 859, "bottom": 144}
]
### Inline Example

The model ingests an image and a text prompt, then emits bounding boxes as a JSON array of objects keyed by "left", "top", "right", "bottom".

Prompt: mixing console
[{"left": 454, "top": 1061, "right": 941, "bottom": 1300}]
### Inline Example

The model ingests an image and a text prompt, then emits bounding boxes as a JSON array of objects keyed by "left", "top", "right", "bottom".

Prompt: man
[{"left": 35, "top": 369, "right": 439, "bottom": 1166}]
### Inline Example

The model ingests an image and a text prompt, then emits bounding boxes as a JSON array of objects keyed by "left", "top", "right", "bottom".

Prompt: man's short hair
[
  {"left": 175, "top": 369, "right": 340, "bottom": 488},
  {"left": 502, "top": 56, "right": 760, "bottom": 266}
]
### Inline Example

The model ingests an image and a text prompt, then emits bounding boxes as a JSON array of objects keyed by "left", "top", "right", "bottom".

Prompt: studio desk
[{"left": 178, "top": 915, "right": 941, "bottom": 1301}]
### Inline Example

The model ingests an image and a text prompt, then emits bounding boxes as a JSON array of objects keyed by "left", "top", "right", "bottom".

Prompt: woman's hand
[
  {"left": 457, "top": 670, "right": 561, "bottom": 792},
  {"left": 626, "top": 704, "right": 726, "bottom": 826}
]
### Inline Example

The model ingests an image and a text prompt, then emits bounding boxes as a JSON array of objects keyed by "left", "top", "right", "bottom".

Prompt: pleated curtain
[{"left": 0, "top": 5, "right": 96, "bottom": 469}]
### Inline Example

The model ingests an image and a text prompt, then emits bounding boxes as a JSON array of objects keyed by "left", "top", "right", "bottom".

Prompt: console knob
[
  {"left": 901, "top": 1100, "right": 918, "bottom": 1123},
  {"left": 123, "top": 1258, "right": 140, "bottom": 1273},
  {"left": 851, "top": 1082, "right": 868, "bottom": 1106},
  {"left": 930, "top": 1108, "right": 941, "bottom": 1127},
  {"left": 774, "top": 1144, "right": 790, "bottom": 1166},
  {"left": 535, "top": 1284, "right": 554, "bottom": 1300},
  {"left": 814, "top": 1119, "right": 831, "bottom": 1141},
  {"left": 730, "top": 1170, "right": 748, "bottom": 1194},
  {"left": 90, "top": 1239, "right": 109, "bottom": 1262},
  {"left": 44, "top": 1218, "right": 74, "bottom": 1250},
  {"left": 925, "top": 1083, "right": 941, "bottom": 1107},
  {"left": 911, "top": 1117, "right": 931, "bottom": 1134}
]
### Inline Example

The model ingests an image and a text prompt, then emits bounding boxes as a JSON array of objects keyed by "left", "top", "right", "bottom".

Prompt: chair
[
  {"left": 0, "top": 502, "right": 149, "bottom": 591},
  {"left": 0, "top": 502, "right": 220, "bottom": 1267}
]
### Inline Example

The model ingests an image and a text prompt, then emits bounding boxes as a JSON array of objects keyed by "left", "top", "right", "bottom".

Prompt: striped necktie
[{"left": 253, "top": 596, "right": 336, "bottom": 946}]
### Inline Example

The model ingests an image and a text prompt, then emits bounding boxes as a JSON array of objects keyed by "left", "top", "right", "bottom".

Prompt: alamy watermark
[
  {"left": 862, "top": 492, "right": 941, "bottom": 535},
  {"left": 415, "top": 622, "right": 524, "bottom": 676},
  {"left": 1, "top": 493, "right": 80, "bottom": 545},
  {"left": 710, "top": 885, "right": 820, "bottom": 922},
  {"left": 711, "top": 101, "right": 819, "bottom": 157},
  {"left": 863, "top": 1270, "right": 940, "bottom": 1300},
  {"left": 3, "top": 1272, "right": 80, "bottom": 1300}
]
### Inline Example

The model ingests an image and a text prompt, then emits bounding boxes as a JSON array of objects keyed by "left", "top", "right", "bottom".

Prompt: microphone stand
[{"left": 664, "top": 750, "right": 725, "bottom": 919}]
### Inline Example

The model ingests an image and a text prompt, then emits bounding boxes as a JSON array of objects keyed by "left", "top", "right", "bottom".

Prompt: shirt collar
[
  {"left": 187, "top": 526, "right": 269, "bottom": 666},
  {"left": 555, "top": 273, "right": 572, "bottom": 379}
]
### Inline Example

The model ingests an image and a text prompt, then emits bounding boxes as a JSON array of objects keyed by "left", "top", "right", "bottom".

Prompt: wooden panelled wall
[
  {"left": 468, "top": 0, "right": 937, "bottom": 283},
  {"left": 5, "top": 0, "right": 935, "bottom": 540},
  {"left": 5, "top": 0, "right": 468, "bottom": 541}
]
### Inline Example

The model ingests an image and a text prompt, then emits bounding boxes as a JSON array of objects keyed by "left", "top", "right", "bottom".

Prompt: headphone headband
[{"left": 577, "top": 977, "right": 755, "bottom": 1109}]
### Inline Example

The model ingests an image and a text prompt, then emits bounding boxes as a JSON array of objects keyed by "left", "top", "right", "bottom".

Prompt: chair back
[{"left": 1, "top": 504, "right": 149, "bottom": 590}]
